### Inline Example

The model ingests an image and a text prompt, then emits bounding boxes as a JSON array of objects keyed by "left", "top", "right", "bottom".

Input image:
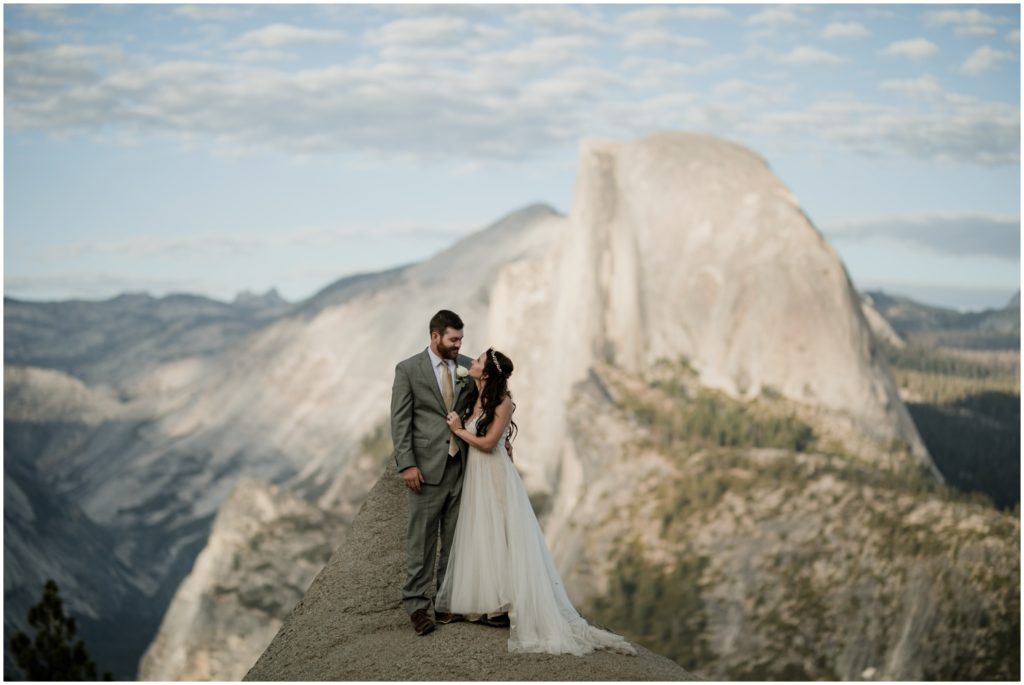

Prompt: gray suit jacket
[{"left": 391, "top": 349, "right": 475, "bottom": 485}]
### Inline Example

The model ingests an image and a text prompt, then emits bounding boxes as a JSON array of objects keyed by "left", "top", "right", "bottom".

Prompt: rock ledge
[{"left": 244, "top": 463, "right": 696, "bottom": 681}]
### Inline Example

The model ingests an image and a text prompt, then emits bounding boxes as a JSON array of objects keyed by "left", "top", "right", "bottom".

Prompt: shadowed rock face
[
  {"left": 243, "top": 463, "right": 695, "bottom": 681},
  {"left": 138, "top": 480, "right": 346, "bottom": 681}
]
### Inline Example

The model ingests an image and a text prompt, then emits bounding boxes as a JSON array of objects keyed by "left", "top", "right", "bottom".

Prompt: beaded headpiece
[{"left": 489, "top": 349, "right": 503, "bottom": 374}]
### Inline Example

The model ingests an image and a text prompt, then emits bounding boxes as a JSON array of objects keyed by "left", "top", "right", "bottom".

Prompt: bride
[{"left": 436, "top": 348, "right": 636, "bottom": 657}]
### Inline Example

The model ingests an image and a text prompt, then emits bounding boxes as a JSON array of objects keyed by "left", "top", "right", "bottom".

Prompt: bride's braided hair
[{"left": 462, "top": 348, "right": 517, "bottom": 442}]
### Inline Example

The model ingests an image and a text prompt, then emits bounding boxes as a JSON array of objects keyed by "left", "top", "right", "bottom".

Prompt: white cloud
[
  {"left": 4, "top": 29, "right": 44, "bottom": 50},
  {"left": 823, "top": 213, "right": 1020, "bottom": 260},
  {"left": 597, "top": 92, "right": 704, "bottom": 139},
  {"left": 517, "top": 66, "right": 624, "bottom": 115},
  {"left": 507, "top": 5, "right": 610, "bottom": 35},
  {"left": 1007, "top": 29, "right": 1021, "bottom": 44},
  {"left": 881, "top": 38, "right": 939, "bottom": 60},
  {"left": 925, "top": 9, "right": 1005, "bottom": 37},
  {"left": 959, "top": 26, "right": 998, "bottom": 38},
  {"left": 676, "top": 7, "right": 733, "bottom": 21},
  {"left": 747, "top": 7, "right": 808, "bottom": 29},
  {"left": 620, "top": 50, "right": 749, "bottom": 85},
  {"left": 360, "top": 17, "right": 515, "bottom": 62},
  {"left": 364, "top": 16, "right": 469, "bottom": 48},
  {"left": 622, "top": 30, "right": 706, "bottom": 51},
  {"left": 4, "top": 273, "right": 201, "bottom": 300},
  {"left": 620, "top": 6, "right": 732, "bottom": 25},
  {"left": 4, "top": 37, "right": 124, "bottom": 111},
  {"left": 960, "top": 45, "right": 1013, "bottom": 75},
  {"left": 753, "top": 94, "right": 1019, "bottom": 166},
  {"left": 57, "top": 233, "right": 269, "bottom": 258},
  {"left": 4, "top": 9, "right": 1016, "bottom": 169},
  {"left": 174, "top": 5, "right": 252, "bottom": 22},
  {"left": 821, "top": 21, "right": 870, "bottom": 39},
  {"left": 49, "top": 221, "right": 474, "bottom": 259},
  {"left": 229, "top": 24, "right": 346, "bottom": 50},
  {"left": 779, "top": 46, "right": 845, "bottom": 65},
  {"left": 472, "top": 23, "right": 514, "bottom": 46},
  {"left": 880, "top": 74, "right": 942, "bottom": 98},
  {"left": 864, "top": 8, "right": 897, "bottom": 19},
  {"left": 611, "top": 6, "right": 672, "bottom": 25},
  {"left": 17, "top": 4, "right": 80, "bottom": 25},
  {"left": 619, "top": 56, "right": 692, "bottom": 89},
  {"left": 713, "top": 79, "right": 794, "bottom": 107},
  {"left": 4, "top": 30, "right": 609, "bottom": 163},
  {"left": 473, "top": 35, "right": 598, "bottom": 78},
  {"left": 233, "top": 49, "right": 297, "bottom": 64}
]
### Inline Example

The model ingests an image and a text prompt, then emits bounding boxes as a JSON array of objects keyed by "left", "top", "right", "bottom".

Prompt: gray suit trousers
[{"left": 401, "top": 452, "right": 463, "bottom": 616}]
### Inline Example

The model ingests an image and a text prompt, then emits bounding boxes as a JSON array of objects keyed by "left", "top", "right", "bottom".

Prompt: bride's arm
[{"left": 447, "top": 397, "right": 512, "bottom": 453}]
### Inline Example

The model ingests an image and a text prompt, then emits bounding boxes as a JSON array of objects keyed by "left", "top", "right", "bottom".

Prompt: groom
[{"left": 391, "top": 309, "right": 475, "bottom": 636}]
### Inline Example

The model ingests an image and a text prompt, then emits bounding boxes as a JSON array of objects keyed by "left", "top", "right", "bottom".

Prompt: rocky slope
[
  {"left": 4, "top": 449, "right": 156, "bottom": 680},
  {"left": 3, "top": 365, "right": 158, "bottom": 679},
  {"left": 243, "top": 463, "right": 694, "bottom": 681},
  {"left": 138, "top": 480, "right": 346, "bottom": 681},
  {"left": 558, "top": 361, "right": 1020, "bottom": 680}
]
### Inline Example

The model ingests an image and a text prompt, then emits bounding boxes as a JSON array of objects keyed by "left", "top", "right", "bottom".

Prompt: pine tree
[{"left": 6, "top": 579, "right": 112, "bottom": 680}]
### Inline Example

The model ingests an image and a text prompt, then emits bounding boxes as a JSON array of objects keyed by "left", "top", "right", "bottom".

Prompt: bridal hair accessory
[{"left": 490, "top": 349, "right": 503, "bottom": 374}]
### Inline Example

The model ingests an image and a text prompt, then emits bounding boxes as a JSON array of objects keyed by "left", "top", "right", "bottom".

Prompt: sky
[{"left": 3, "top": 2, "right": 1021, "bottom": 311}]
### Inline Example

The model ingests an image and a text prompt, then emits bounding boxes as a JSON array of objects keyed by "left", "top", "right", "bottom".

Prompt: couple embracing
[{"left": 390, "top": 309, "right": 635, "bottom": 656}]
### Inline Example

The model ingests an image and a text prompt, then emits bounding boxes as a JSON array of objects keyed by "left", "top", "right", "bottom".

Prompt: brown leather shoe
[
  {"left": 436, "top": 611, "right": 464, "bottom": 624},
  {"left": 411, "top": 608, "right": 435, "bottom": 635}
]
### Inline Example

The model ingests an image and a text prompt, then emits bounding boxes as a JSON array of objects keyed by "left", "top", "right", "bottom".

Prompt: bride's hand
[{"left": 446, "top": 411, "right": 463, "bottom": 432}]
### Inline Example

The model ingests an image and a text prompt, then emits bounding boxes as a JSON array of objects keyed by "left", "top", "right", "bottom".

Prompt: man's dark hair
[{"left": 429, "top": 309, "right": 464, "bottom": 336}]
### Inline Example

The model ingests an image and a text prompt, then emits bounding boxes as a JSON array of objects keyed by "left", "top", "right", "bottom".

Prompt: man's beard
[{"left": 437, "top": 340, "right": 459, "bottom": 359}]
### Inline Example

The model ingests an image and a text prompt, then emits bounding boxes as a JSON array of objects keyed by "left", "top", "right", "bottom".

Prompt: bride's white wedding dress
[{"left": 436, "top": 415, "right": 636, "bottom": 656}]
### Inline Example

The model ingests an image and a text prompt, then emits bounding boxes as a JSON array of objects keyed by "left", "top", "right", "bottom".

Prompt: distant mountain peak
[{"left": 232, "top": 288, "right": 287, "bottom": 310}]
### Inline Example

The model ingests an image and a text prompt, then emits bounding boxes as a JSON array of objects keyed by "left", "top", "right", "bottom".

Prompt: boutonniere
[{"left": 455, "top": 365, "right": 470, "bottom": 387}]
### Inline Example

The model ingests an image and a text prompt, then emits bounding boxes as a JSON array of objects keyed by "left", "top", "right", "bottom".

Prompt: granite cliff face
[
  {"left": 492, "top": 133, "right": 933, "bottom": 502},
  {"left": 138, "top": 480, "right": 345, "bottom": 681}
]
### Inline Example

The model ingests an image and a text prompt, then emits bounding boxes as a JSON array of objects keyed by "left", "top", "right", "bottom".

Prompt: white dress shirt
[{"left": 426, "top": 346, "right": 456, "bottom": 400}]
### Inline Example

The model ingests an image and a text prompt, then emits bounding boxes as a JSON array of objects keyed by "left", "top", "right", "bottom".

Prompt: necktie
[{"left": 440, "top": 361, "right": 458, "bottom": 457}]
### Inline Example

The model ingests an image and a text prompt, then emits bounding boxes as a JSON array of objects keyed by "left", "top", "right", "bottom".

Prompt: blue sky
[{"left": 4, "top": 3, "right": 1021, "bottom": 310}]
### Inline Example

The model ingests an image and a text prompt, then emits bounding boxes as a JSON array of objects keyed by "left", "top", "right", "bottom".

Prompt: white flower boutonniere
[{"left": 456, "top": 365, "right": 470, "bottom": 387}]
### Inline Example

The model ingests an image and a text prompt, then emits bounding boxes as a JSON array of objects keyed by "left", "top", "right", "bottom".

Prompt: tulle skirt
[{"left": 436, "top": 420, "right": 635, "bottom": 656}]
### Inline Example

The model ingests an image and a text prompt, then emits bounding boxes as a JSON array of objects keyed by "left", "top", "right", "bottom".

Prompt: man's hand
[
  {"left": 401, "top": 466, "right": 424, "bottom": 493},
  {"left": 505, "top": 438, "right": 514, "bottom": 462}
]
